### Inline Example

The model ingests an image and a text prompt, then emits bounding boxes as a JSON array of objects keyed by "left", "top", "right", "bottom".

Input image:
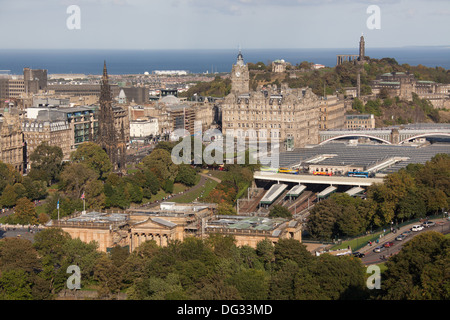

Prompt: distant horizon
[
  {"left": 1, "top": 46, "right": 449, "bottom": 75},
  {"left": 2, "top": 45, "right": 450, "bottom": 51}
]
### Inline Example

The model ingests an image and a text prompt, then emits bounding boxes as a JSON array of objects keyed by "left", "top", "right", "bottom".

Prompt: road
[
  {"left": 359, "top": 218, "right": 450, "bottom": 265},
  {"left": 0, "top": 225, "right": 41, "bottom": 242}
]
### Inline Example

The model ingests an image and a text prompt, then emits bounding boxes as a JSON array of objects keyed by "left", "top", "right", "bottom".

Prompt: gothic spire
[
  {"left": 100, "top": 61, "right": 112, "bottom": 102},
  {"left": 103, "top": 60, "right": 108, "bottom": 79}
]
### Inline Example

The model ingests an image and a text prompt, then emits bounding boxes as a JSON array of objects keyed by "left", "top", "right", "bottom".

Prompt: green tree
[
  {"left": 33, "top": 228, "right": 72, "bottom": 294},
  {"left": 85, "top": 179, "right": 107, "bottom": 210},
  {"left": 217, "top": 202, "right": 237, "bottom": 216},
  {"left": 269, "top": 259, "right": 299, "bottom": 300},
  {"left": 29, "top": 142, "right": 64, "bottom": 186},
  {"left": 0, "top": 184, "right": 18, "bottom": 208},
  {"left": 0, "top": 237, "right": 41, "bottom": 273},
  {"left": 162, "top": 179, "right": 174, "bottom": 194},
  {"left": 122, "top": 240, "right": 159, "bottom": 286},
  {"left": 128, "top": 273, "right": 187, "bottom": 300},
  {"left": 307, "top": 199, "right": 340, "bottom": 240},
  {"left": 141, "top": 169, "right": 160, "bottom": 198},
  {"left": 142, "top": 148, "right": 178, "bottom": 182},
  {"left": 11, "top": 197, "right": 38, "bottom": 225},
  {"left": 61, "top": 238, "right": 101, "bottom": 286},
  {"left": 381, "top": 231, "right": 449, "bottom": 300},
  {"left": 110, "top": 245, "right": 130, "bottom": 268},
  {"left": 71, "top": 142, "right": 113, "bottom": 180},
  {"left": 175, "top": 164, "right": 198, "bottom": 186},
  {"left": 273, "top": 238, "right": 313, "bottom": 269},
  {"left": 0, "top": 161, "right": 21, "bottom": 194},
  {"left": 22, "top": 176, "right": 47, "bottom": 201},
  {"left": 226, "top": 268, "right": 269, "bottom": 300},
  {"left": 294, "top": 254, "right": 367, "bottom": 300},
  {"left": 0, "top": 269, "right": 34, "bottom": 300},
  {"left": 256, "top": 238, "right": 275, "bottom": 270},
  {"left": 60, "top": 163, "right": 98, "bottom": 199},
  {"left": 269, "top": 205, "right": 292, "bottom": 219},
  {"left": 94, "top": 254, "right": 123, "bottom": 299}
]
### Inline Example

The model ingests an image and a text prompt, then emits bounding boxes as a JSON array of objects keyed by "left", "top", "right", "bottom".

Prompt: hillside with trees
[
  {"left": 180, "top": 57, "right": 450, "bottom": 124},
  {"left": 0, "top": 141, "right": 202, "bottom": 224}
]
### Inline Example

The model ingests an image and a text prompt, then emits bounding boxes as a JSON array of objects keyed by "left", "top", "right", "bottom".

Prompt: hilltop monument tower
[{"left": 359, "top": 34, "right": 365, "bottom": 62}]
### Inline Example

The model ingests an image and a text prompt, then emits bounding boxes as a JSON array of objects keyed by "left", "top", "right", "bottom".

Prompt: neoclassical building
[
  {"left": 221, "top": 51, "right": 321, "bottom": 150},
  {"left": 46, "top": 202, "right": 302, "bottom": 252}
]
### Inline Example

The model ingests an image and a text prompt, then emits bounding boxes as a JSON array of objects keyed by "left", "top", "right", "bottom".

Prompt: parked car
[
  {"left": 373, "top": 246, "right": 385, "bottom": 253},
  {"left": 353, "top": 252, "right": 365, "bottom": 258},
  {"left": 383, "top": 242, "right": 394, "bottom": 248},
  {"left": 395, "top": 234, "right": 405, "bottom": 241},
  {"left": 422, "top": 221, "right": 435, "bottom": 228},
  {"left": 411, "top": 225, "right": 424, "bottom": 232}
]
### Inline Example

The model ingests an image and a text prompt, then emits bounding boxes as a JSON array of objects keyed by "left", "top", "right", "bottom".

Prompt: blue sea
[{"left": 0, "top": 47, "right": 449, "bottom": 75}]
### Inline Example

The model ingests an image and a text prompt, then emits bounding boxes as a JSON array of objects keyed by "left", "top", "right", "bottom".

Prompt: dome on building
[{"left": 160, "top": 95, "right": 180, "bottom": 105}]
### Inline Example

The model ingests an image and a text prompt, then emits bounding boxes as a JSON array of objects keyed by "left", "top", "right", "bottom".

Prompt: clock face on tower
[{"left": 235, "top": 71, "right": 241, "bottom": 77}]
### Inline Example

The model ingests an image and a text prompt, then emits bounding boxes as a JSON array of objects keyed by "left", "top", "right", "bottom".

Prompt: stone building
[
  {"left": 130, "top": 117, "right": 159, "bottom": 140},
  {"left": 23, "top": 68, "right": 47, "bottom": 94},
  {"left": 22, "top": 118, "right": 72, "bottom": 170},
  {"left": 221, "top": 51, "right": 321, "bottom": 150},
  {"left": 46, "top": 211, "right": 130, "bottom": 252},
  {"left": 47, "top": 202, "right": 303, "bottom": 252},
  {"left": 371, "top": 72, "right": 450, "bottom": 107},
  {"left": 318, "top": 95, "right": 346, "bottom": 130},
  {"left": 0, "top": 68, "right": 48, "bottom": 100},
  {"left": 135, "top": 95, "right": 214, "bottom": 137},
  {"left": 0, "top": 77, "right": 25, "bottom": 100},
  {"left": 204, "top": 216, "right": 302, "bottom": 248},
  {"left": 47, "top": 83, "right": 120, "bottom": 99},
  {"left": 272, "top": 60, "right": 287, "bottom": 73},
  {"left": 345, "top": 114, "right": 376, "bottom": 129},
  {"left": 23, "top": 104, "right": 129, "bottom": 162},
  {"left": 0, "top": 109, "right": 24, "bottom": 172}
]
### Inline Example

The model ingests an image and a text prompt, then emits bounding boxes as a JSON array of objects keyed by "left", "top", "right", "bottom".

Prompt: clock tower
[{"left": 231, "top": 50, "right": 249, "bottom": 94}]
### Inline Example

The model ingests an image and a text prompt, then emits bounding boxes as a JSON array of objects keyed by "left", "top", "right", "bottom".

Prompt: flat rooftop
[
  {"left": 127, "top": 202, "right": 216, "bottom": 216},
  {"left": 278, "top": 142, "right": 450, "bottom": 174},
  {"left": 66, "top": 211, "right": 128, "bottom": 224},
  {"left": 206, "top": 216, "right": 288, "bottom": 232}
]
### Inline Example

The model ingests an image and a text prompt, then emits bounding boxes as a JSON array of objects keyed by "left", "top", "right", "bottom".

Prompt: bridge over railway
[{"left": 319, "top": 125, "right": 450, "bottom": 145}]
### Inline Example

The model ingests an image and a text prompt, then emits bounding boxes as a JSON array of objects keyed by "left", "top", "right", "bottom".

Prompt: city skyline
[{"left": 0, "top": 0, "right": 449, "bottom": 50}]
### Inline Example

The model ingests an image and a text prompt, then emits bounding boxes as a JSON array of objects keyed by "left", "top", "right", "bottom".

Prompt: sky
[{"left": 0, "top": 0, "right": 449, "bottom": 50}]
